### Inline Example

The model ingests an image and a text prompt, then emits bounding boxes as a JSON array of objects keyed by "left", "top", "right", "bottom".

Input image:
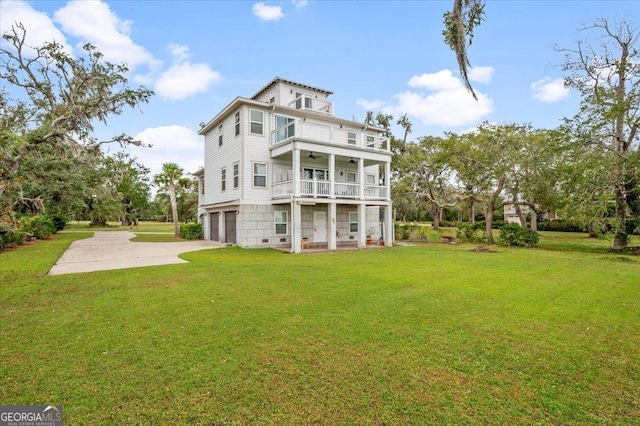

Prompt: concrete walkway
[{"left": 49, "top": 231, "right": 225, "bottom": 275}]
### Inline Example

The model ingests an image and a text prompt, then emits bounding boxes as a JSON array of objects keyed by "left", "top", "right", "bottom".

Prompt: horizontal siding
[{"left": 203, "top": 108, "right": 242, "bottom": 205}]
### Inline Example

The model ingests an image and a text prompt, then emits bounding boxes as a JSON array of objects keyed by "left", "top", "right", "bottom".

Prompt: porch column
[
  {"left": 358, "top": 158, "right": 365, "bottom": 200},
  {"left": 384, "top": 203, "right": 394, "bottom": 247},
  {"left": 292, "top": 200, "right": 302, "bottom": 253},
  {"left": 385, "top": 161, "right": 391, "bottom": 201},
  {"left": 293, "top": 146, "right": 300, "bottom": 197},
  {"left": 329, "top": 153, "right": 336, "bottom": 199},
  {"left": 358, "top": 203, "right": 366, "bottom": 249},
  {"left": 328, "top": 202, "right": 337, "bottom": 251}
]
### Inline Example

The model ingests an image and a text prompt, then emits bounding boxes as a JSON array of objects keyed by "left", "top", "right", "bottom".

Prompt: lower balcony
[{"left": 272, "top": 180, "right": 388, "bottom": 200}]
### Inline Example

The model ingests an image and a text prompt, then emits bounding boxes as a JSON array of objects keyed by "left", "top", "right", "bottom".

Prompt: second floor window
[
  {"left": 218, "top": 124, "right": 223, "bottom": 146},
  {"left": 347, "top": 131, "right": 357, "bottom": 145},
  {"left": 233, "top": 164, "right": 239, "bottom": 189},
  {"left": 253, "top": 163, "right": 266, "bottom": 187},
  {"left": 250, "top": 110, "right": 263, "bottom": 135},
  {"left": 221, "top": 168, "right": 226, "bottom": 191},
  {"left": 234, "top": 111, "right": 240, "bottom": 136}
]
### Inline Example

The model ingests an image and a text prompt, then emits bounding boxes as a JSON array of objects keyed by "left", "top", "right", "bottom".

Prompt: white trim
[{"left": 252, "top": 162, "right": 267, "bottom": 188}]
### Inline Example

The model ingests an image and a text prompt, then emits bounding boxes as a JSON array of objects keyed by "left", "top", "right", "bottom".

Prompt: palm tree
[{"left": 153, "top": 163, "right": 190, "bottom": 237}]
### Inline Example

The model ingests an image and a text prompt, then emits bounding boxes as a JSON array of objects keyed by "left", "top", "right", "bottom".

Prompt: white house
[{"left": 194, "top": 77, "right": 393, "bottom": 253}]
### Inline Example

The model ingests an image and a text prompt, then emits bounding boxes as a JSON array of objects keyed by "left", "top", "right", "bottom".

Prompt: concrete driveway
[{"left": 48, "top": 231, "right": 225, "bottom": 275}]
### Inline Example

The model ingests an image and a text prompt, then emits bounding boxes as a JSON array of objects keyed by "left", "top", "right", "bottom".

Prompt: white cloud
[
  {"left": 408, "top": 70, "right": 462, "bottom": 91},
  {"left": 0, "top": 0, "right": 72, "bottom": 53},
  {"left": 360, "top": 70, "right": 494, "bottom": 128},
  {"left": 393, "top": 88, "right": 493, "bottom": 128},
  {"left": 468, "top": 66, "right": 494, "bottom": 83},
  {"left": 253, "top": 3, "right": 285, "bottom": 21},
  {"left": 155, "top": 62, "right": 222, "bottom": 100},
  {"left": 292, "top": 0, "right": 308, "bottom": 8},
  {"left": 168, "top": 43, "right": 191, "bottom": 61},
  {"left": 356, "top": 98, "right": 385, "bottom": 110},
  {"left": 531, "top": 77, "right": 569, "bottom": 103},
  {"left": 131, "top": 126, "right": 204, "bottom": 178},
  {"left": 53, "top": 1, "right": 160, "bottom": 70}
]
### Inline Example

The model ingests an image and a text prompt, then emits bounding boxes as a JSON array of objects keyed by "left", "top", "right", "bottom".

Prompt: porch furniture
[
  {"left": 441, "top": 236, "right": 456, "bottom": 244},
  {"left": 301, "top": 238, "right": 310, "bottom": 249}
]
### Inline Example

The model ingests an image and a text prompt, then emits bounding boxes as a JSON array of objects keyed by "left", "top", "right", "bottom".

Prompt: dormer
[{"left": 251, "top": 76, "right": 334, "bottom": 116}]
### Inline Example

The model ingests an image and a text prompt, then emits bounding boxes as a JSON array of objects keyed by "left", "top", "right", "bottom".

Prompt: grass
[
  {"left": 1, "top": 233, "right": 639, "bottom": 424},
  {"left": 66, "top": 220, "right": 175, "bottom": 233}
]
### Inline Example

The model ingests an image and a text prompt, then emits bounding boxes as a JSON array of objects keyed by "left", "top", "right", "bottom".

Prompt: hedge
[{"left": 180, "top": 223, "right": 203, "bottom": 240}]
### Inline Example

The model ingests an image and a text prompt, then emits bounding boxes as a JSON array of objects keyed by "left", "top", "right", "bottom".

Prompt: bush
[
  {"left": 0, "top": 228, "right": 28, "bottom": 250},
  {"left": 50, "top": 215, "right": 68, "bottom": 232},
  {"left": 456, "top": 222, "right": 486, "bottom": 243},
  {"left": 180, "top": 223, "right": 203, "bottom": 240},
  {"left": 498, "top": 223, "right": 539, "bottom": 247},
  {"left": 22, "top": 216, "right": 56, "bottom": 240},
  {"left": 438, "top": 220, "right": 458, "bottom": 228},
  {"left": 538, "top": 219, "right": 585, "bottom": 233},
  {"left": 394, "top": 224, "right": 429, "bottom": 241}
]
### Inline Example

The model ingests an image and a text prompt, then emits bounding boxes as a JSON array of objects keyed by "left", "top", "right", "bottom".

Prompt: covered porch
[{"left": 275, "top": 198, "right": 393, "bottom": 254}]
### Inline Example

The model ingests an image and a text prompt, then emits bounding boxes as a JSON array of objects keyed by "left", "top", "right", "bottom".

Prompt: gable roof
[{"left": 251, "top": 76, "right": 333, "bottom": 100}]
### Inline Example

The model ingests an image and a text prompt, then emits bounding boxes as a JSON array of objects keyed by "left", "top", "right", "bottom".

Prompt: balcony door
[{"left": 313, "top": 211, "right": 327, "bottom": 243}]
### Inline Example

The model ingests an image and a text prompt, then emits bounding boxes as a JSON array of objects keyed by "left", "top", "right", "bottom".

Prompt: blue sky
[{"left": 1, "top": 0, "right": 637, "bottom": 177}]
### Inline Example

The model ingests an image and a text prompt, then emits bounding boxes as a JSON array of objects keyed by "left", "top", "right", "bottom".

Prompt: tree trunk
[
  {"left": 169, "top": 183, "right": 179, "bottom": 237},
  {"left": 470, "top": 200, "right": 475, "bottom": 223},
  {"left": 432, "top": 203, "right": 440, "bottom": 230},
  {"left": 613, "top": 188, "right": 628, "bottom": 250},
  {"left": 530, "top": 209, "right": 538, "bottom": 232},
  {"left": 485, "top": 204, "right": 494, "bottom": 244},
  {"left": 515, "top": 203, "right": 526, "bottom": 227}
]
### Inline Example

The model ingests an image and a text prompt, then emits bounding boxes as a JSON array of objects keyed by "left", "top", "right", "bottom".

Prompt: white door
[{"left": 313, "top": 211, "right": 327, "bottom": 243}]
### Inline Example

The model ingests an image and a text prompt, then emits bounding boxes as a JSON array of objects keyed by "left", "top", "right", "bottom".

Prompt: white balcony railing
[
  {"left": 287, "top": 95, "right": 333, "bottom": 115},
  {"left": 271, "top": 180, "right": 387, "bottom": 200},
  {"left": 271, "top": 120, "right": 390, "bottom": 152}
]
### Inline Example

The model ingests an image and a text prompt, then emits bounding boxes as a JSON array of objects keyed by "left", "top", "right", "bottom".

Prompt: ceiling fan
[{"left": 309, "top": 152, "right": 322, "bottom": 159}]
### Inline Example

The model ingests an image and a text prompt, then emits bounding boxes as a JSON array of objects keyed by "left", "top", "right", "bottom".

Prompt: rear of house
[{"left": 195, "top": 77, "right": 393, "bottom": 253}]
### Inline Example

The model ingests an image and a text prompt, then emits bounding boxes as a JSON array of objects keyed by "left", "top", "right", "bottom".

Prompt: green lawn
[
  {"left": 65, "top": 220, "right": 175, "bottom": 233},
  {"left": 1, "top": 233, "right": 639, "bottom": 424}
]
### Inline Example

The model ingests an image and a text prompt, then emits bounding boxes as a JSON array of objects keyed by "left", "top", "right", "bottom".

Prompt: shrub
[
  {"left": 22, "top": 216, "right": 56, "bottom": 240},
  {"left": 438, "top": 220, "right": 458, "bottom": 228},
  {"left": 180, "top": 223, "right": 203, "bottom": 240},
  {"left": 394, "top": 224, "right": 429, "bottom": 241},
  {"left": 0, "top": 228, "right": 28, "bottom": 250},
  {"left": 498, "top": 223, "right": 539, "bottom": 247},
  {"left": 50, "top": 215, "right": 68, "bottom": 232},
  {"left": 456, "top": 222, "right": 486, "bottom": 243},
  {"left": 538, "top": 219, "right": 585, "bottom": 233}
]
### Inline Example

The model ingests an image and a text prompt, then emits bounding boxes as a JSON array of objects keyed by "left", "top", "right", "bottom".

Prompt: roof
[{"left": 251, "top": 76, "right": 333, "bottom": 100}]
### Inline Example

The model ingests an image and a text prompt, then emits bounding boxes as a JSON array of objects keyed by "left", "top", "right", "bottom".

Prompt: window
[
  {"left": 349, "top": 212, "right": 358, "bottom": 233},
  {"left": 295, "top": 92, "right": 313, "bottom": 110},
  {"left": 366, "top": 133, "right": 375, "bottom": 148},
  {"left": 233, "top": 163, "right": 239, "bottom": 189},
  {"left": 250, "top": 109, "right": 264, "bottom": 135},
  {"left": 200, "top": 177, "right": 205, "bottom": 195},
  {"left": 347, "top": 131, "right": 357, "bottom": 145},
  {"left": 253, "top": 163, "right": 267, "bottom": 187},
  {"left": 221, "top": 168, "right": 226, "bottom": 191},
  {"left": 275, "top": 115, "right": 295, "bottom": 143},
  {"left": 275, "top": 211, "right": 288, "bottom": 235},
  {"left": 234, "top": 111, "right": 240, "bottom": 136},
  {"left": 366, "top": 174, "right": 377, "bottom": 185},
  {"left": 346, "top": 171, "right": 356, "bottom": 183},
  {"left": 218, "top": 124, "right": 223, "bottom": 146},
  {"left": 303, "top": 168, "right": 328, "bottom": 180}
]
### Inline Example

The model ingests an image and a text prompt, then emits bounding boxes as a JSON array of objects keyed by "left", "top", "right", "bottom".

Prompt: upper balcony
[
  {"left": 271, "top": 119, "right": 391, "bottom": 152},
  {"left": 288, "top": 94, "right": 333, "bottom": 115}
]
